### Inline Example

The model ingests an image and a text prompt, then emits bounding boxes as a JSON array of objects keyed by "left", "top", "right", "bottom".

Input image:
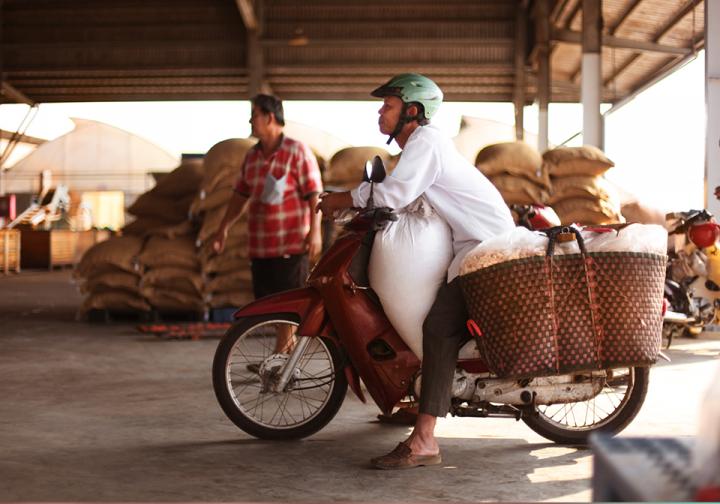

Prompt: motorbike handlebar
[{"left": 666, "top": 209, "right": 714, "bottom": 234}]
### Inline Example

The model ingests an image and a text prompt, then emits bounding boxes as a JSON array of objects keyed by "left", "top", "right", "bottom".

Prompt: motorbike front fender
[{"left": 233, "top": 287, "right": 326, "bottom": 336}]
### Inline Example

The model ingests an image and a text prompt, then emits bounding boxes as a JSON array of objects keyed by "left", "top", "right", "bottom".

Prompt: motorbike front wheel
[
  {"left": 521, "top": 366, "right": 649, "bottom": 444},
  {"left": 212, "top": 314, "right": 348, "bottom": 440}
]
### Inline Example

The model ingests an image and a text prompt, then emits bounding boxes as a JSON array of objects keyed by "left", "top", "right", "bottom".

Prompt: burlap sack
[
  {"left": 80, "top": 271, "right": 140, "bottom": 294},
  {"left": 205, "top": 269, "right": 253, "bottom": 293},
  {"left": 190, "top": 186, "right": 233, "bottom": 216},
  {"left": 326, "top": 146, "right": 392, "bottom": 187},
  {"left": 81, "top": 290, "right": 151, "bottom": 313},
  {"left": 543, "top": 146, "right": 614, "bottom": 177},
  {"left": 553, "top": 197, "right": 624, "bottom": 225},
  {"left": 548, "top": 175, "right": 617, "bottom": 205},
  {"left": 198, "top": 208, "right": 249, "bottom": 244},
  {"left": 142, "top": 287, "right": 205, "bottom": 311},
  {"left": 202, "top": 138, "right": 255, "bottom": 190},
  {"left": 489, "top": 174, "right": 549, "bottom": 205},
  {"left": 475, "top": 142, "right": 548, "bottom": 188},
  {"left": 207, "top": 288, "right": 255, "bottom": 309},
  {"left": 141, "top": 267, "right": 203, "bottom": 295},
  {"left": 202, "top": 252, "right": 251, "bottom": 274},
  {"left": 151, "top": 158, "right": 204, "bottom": 198},
  {"left": 620, "top": 201, "right": 666, "bottom": 225},
  {"left": 122, "top": 218, "right": 194, "bottom": 239},
  {"left": 127, "top": 192, "right": 194, "bottom": 222},
  {"left": 76, "top": 236, "right": 143, "bottom": 277},
  {"left": 138, "top": 235, "right": 199, "bottom": 270}
]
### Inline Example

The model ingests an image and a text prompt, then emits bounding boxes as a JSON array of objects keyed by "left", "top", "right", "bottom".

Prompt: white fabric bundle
[
  {"left": 368, "top": 196, "right": 453, "bottom": 359},
  {"left": 461, "top": 224, "right": 667, "bottom": 275}
]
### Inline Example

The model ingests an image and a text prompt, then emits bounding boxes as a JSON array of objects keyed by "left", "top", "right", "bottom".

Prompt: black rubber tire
[
  {"left": 521, "top": 366, "right": 650, "bottom": 445},
  {"left": 212, "top": 314, "right": 348, "bottom": 440}
]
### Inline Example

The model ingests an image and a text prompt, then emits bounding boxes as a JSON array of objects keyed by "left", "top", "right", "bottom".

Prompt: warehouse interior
[{"left": 1, "top": 1, "right": 719, "bottom": 502}]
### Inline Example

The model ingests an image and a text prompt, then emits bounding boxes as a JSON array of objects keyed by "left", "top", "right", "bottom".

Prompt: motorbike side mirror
[
  {"left": 362, "top": 156, "right": 387, "bottom": 209},
  {"left": 362, "top": 156, "right": 387, "bottom": 183}
]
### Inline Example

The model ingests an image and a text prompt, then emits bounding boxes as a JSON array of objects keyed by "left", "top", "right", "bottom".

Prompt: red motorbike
[{"left": 212, "top": 160, "right": 650, "bottom": 444}]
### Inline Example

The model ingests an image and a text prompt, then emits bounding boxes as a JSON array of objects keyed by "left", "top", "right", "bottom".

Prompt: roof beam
[
  {"left": 553, "top": 28, "right": 694, "bottom": 55},
  {"left": 602, "top": 0, "right": 703, "bottom": 86},
  {"left": 260, "top": 38, "right": 514, "bottom": 48},
  {"left": 1, "top": 82, "right": 34, "bottom": 105},
  {"left": 607, "top": 0, "right": 643, "bottom": 35},
  {"left": 234, "top": 0, "right": 257, "bottom": 31}
]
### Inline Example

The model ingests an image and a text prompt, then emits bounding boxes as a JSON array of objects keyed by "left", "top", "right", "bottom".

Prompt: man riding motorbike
[{"left": 316, "top": 73, "right": 515, "bottom": 469}]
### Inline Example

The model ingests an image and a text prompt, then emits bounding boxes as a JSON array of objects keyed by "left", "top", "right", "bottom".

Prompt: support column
[
  {"left": 514, "top": 3, "right": 527, "bottom": 141},
  {"left": 582, "top": 0, "right": 603, "bottom": 148},
  {"left": 536, "top": 0, "right": 550, "bottom": 152},
  {"left": 706, "top": 0, "right": 720, "bottom": 214},
  {"left": 247, "top": 0, "right": 264, "bottom": 98}
]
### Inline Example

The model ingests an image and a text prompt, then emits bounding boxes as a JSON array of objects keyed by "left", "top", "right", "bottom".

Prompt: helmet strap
[{"left": 386, "top": 102, "right": 422, "bottom": 145}]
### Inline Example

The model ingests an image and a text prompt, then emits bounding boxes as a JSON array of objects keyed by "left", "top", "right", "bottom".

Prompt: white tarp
[{"left": 6, "top": 118, "right": 179, "bottom": 194}]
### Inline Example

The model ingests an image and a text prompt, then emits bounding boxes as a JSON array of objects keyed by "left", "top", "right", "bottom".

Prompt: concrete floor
[{"left": 0, "top": 270, "right": 718, "bottom": 502}]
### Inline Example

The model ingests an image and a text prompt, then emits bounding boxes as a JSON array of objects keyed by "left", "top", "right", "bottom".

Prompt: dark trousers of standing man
[{"left": 418, "top": 278, "right": 471, "bottom": 417}]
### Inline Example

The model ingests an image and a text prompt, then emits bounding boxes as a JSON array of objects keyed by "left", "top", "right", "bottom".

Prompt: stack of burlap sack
[
  {"left": 190, "top": 138, "right": 256, "bottom": 310},
  {"left": 126, "top": 158, "right": 205, "bottom": 313},
  {"left": 75, "top": 235, "right": 149, "bottom": 314},
  {"left": 122, "top": 158, "right": 204, "bottom": 238},
  {"left": 475, "top": 142, "right": 550, "bottom": 206},
  {"left": 544, "top": 146, "right": 624, "bottom": 225},
  {"left": 77, "top": 159, "right": 207, "bottom": 315},
  {"left": 323, "top": 146, "right": 398, "bottom": 190}
]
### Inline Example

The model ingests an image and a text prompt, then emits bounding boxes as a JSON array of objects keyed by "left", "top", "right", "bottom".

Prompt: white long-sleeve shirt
[{"left": 351, "top": 124, "right": 514, "bottom": 281}]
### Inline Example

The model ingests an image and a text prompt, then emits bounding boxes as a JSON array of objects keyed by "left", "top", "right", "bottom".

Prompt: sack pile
[
  {"left": 123, "top": 158, "right": 204, "bottom": 238},
  {"left": 75, "top": 235, "right": 149, "bottom": 314},
  {"left": 189, "top": 138, "right": 256, "bottom": 310},
  {"left": 544, "top": 146, "right": 623, "bottom": 225},
  {"left": 137, "top": 235, "right": 204, "bottom": 312},
  {"left": 475, "top": 142, "right": 549, "bottom": 206}
]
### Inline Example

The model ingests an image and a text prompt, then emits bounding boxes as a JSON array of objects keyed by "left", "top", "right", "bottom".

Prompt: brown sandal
[{"left": 371, "top": 441, "right": 442, "bottom": 470}]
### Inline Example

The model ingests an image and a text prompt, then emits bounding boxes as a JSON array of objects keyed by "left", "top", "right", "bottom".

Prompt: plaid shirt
[{"left": 235, "top": 136, "right": 322, "bottom": 258}]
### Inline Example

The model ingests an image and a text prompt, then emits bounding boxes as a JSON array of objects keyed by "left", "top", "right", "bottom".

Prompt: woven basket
[{"left": 460, "top": 227, "right": 666, "bottom": 379}]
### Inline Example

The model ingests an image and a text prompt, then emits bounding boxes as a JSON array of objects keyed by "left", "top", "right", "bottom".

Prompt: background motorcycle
[
  {"left": 663, "top": 209, "right": 720, "bottom": 347},
  {"left": 213, "top": 158, "right": 652, "bottom": 444}
]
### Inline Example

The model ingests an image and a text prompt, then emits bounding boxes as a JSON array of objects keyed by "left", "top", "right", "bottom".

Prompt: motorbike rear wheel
[
  {"left": 212, "top": 314, "right": 348, "bottom": 440},
  {"left": 521, "top": 366, "right": 649, "bottom": 444}
]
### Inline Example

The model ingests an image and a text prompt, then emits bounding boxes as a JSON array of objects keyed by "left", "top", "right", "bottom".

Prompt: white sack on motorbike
[
  {"left": 368, "top": 196, "right": 453, "bottom": 359},
  {"left": 461, "top": 223, "right": 668, "bottom": 275}
]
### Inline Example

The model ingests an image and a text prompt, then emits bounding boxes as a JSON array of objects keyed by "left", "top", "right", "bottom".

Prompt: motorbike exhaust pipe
[{"left": 663, "top": 310, "right": 695, "bottom": 325}]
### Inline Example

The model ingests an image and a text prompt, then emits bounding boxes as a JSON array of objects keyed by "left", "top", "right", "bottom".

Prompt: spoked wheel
[
  {"left": 521, "top": 366, "right": 650, "bottom": 444},
  {"left": 212, "top": 314, "right": 347, "bottom": 440}
]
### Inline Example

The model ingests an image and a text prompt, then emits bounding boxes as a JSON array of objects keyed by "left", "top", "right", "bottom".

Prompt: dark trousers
[
  {"left": 250, "top": 254, "right": 309, "bottom": 299},
  {"left": 419, "top": 278, "right": 471, "bottom": 417}
]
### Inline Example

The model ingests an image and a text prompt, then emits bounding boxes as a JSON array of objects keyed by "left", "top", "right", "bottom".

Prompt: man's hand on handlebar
[{"left": 316, "top": 191, "right": 354, "bottom": 219}]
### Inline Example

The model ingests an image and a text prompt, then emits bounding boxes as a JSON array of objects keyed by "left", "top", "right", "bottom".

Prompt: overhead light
[{"left": 289, "top": 27, "right": 309, "bottom": 47}]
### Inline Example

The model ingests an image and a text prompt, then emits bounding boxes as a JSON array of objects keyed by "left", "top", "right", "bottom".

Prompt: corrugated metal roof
[{"left": 0, "top": 0, "right": 706, "bottom": 104}]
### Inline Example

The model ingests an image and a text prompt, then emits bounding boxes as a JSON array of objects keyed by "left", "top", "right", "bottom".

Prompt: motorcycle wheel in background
[
  {"left": 521, "top": 366, "right": 649, "bottom": 444},
  {"left": 212, "top": 315, "right": 348, "bottom": 440}
]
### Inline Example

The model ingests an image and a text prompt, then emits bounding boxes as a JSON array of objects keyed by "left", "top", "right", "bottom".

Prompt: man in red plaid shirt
[{"left": 212, "top": 94, "right": 323, "bottom": 353}]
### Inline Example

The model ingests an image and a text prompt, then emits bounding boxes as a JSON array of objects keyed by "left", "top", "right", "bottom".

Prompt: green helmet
[{"left": 371, "top": 73, "right": 444, "bottom": 120}]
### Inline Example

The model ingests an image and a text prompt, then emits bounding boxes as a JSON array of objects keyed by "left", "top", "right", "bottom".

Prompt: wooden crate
[
  {"left": 0, "top": 229, "right": 21, "bottom": 274},
  {"left": 21, "top": 229, "right": 110, "bottom": 269}
]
